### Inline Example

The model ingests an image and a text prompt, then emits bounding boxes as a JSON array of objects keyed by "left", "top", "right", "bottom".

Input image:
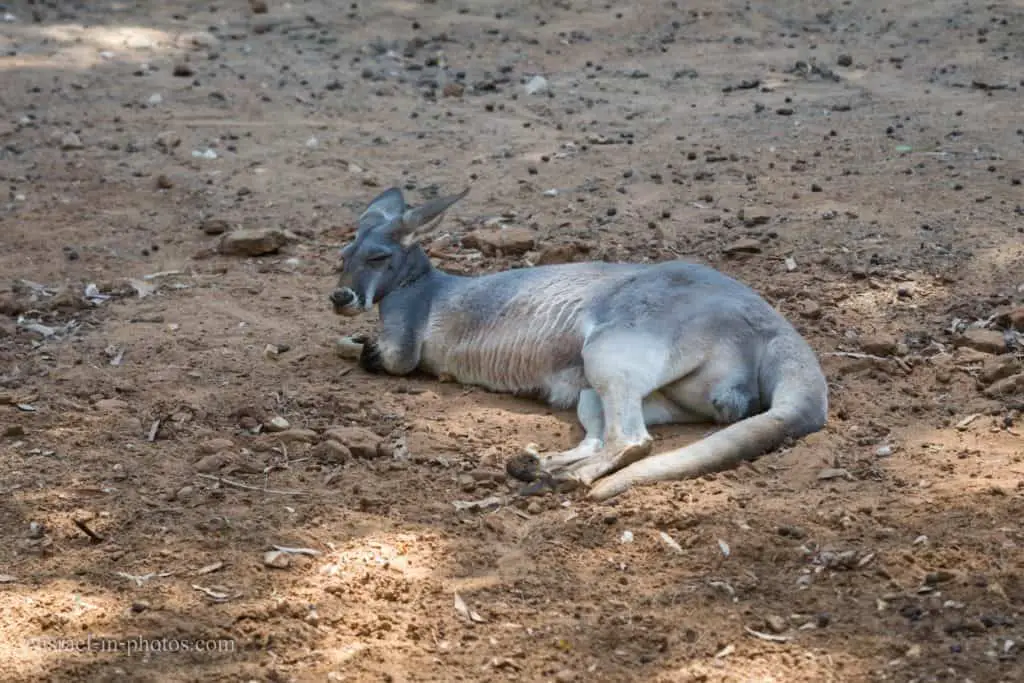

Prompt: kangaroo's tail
[{"left": 588, "top": 333, "right": 828, "bottom": 501}]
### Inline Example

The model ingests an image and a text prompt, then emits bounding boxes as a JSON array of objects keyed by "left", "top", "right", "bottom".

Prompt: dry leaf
[
  {"left": 487, "top": 657, "right": 520, "bottom": 671},
  {"left": 817, "top": 467, "right": 852, "bottom": 481},
  {"left": 714, "top": 643, "right": 735, "bottom": 658},
  {"left": 659, "top": 531, "right": 683, "bottom": 553},
  {"left": 453, "top": 495, "right": 506, "bottom": 512},
  {"left": 453, "top": 592, "right": 486, "bottom": 623},
  {"left": 115, "top": 571, "right": 174, "bottom": 587},
  {"left": 0, "top": 574, "right": 17, "bottom": 583},
  {"left": 142, "top": 270, "right": 184, "bottom": 280},
  {"left": 192, "top": 584, "right": 235, "bottom": 601},
  {"left": 744, "top": 626, "right": 792, "bottom": 642},
  {"left": 128, "top": 278, "right": 157, "bottom": 298},
  {"left": 272, "top": 545, "right": 321, "bottom": 556},
  {"left": 955, "top": 413, "right": 981, "bottom": 429},
  {"left": 988, "top": 581, "right": 1009, "bottom": 601},
  {"left": 194, "top": 561, "right": 225, "bottom": 576}
]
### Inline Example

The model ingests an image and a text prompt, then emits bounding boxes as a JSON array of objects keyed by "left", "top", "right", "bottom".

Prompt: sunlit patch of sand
[{"left": 1, "top": 24, "right": 177, "bottom": 71}]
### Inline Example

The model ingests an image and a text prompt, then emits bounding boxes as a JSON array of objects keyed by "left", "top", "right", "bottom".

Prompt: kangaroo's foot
[
  {"left": 554, "top": 436, "right": 654, "bottom": 488},
  {"left": 505, "top": 450, "right": 583, "bottom": 496},
  {"left": 539, "top": 437, "right": 603, "bottom": 473},
  {"left": 506, "top": 435, "right": 654, "bottom": 496}
]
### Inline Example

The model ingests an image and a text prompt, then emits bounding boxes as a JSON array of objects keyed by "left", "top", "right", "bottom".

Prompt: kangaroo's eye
[{"left": 366, "top": 253, "right": 389, "bottom": 264}]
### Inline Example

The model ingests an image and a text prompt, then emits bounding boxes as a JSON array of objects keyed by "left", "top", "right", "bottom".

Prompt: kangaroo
[{"left": 328, "top": 187, "right": 829, "bottom": 501}]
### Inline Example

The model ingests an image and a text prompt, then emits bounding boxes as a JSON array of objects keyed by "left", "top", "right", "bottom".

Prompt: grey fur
[{"left": 331, "top": 187, "right": 829, "bottom": 501}]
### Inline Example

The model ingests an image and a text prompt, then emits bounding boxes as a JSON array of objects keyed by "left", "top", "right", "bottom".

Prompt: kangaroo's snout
[{"left": 329, "top": 288, "right": 360, "bottom": 316}]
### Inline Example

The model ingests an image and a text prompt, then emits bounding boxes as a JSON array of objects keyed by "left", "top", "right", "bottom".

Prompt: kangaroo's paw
[
  {"left": 335, "top": 336, "right": 365, "bottom": 361},
  {"left": 358, "top": 339, "right": 387, "bottom": 374}
]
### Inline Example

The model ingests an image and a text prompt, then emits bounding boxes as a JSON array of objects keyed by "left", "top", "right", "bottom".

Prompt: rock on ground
[
  {"left": 462, "top": 227, "right": 537, "bottom": 256},
  {"left": 218, "top": 228, "right": 295, "bottom": 257}
]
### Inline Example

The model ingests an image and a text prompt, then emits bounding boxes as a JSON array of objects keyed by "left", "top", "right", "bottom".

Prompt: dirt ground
[{"left": 1, "top": 0, "right": 1023, "bottom": 681}]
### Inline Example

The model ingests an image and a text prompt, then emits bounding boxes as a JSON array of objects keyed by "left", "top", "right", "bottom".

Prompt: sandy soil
[{"left": 1, "top": 0, "right": 1023, "bottom": 681}]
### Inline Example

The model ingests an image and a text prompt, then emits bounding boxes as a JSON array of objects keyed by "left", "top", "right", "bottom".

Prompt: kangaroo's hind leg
[
  {"left": 557, "top": 330, "right": 702, "bottom": 487},
  {"left": 540, "top": 389, "right": 709, "bottom": 472},
  {"left": 539, "top": 388, "right": 605, "bottom": 472}
]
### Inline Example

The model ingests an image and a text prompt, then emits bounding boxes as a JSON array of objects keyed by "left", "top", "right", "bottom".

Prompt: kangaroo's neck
[
  {"left": 394, "top": 246, "right": 436, "bottom": 288},
  {"left": 378, "top": 248, "right": 462, "bottom": 325},
  {"left": 409, "top": 248, "right": 468, "bottom": 289}
]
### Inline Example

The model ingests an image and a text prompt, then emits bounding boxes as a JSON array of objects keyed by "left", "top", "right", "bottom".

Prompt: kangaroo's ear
[
  {"left": 357, "top": 187, "right": 406, "bottom": 235},
  {"left": 391, "top": 187, "right": 470, "bottom": 247}
]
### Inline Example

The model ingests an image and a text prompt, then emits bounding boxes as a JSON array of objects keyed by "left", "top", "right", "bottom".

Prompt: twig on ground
[
  {"left": 147, "top": 419, "right": 161, "bottom": 442},
  {"left": 824, "top": 351, "right": 888, "bottom": 361},
  {"left": 116, "top": 571, "right": 175, "bottom": 587},
  {"left": 272, "top": 545, "right": 322, "bottom": 556},
  {"left": 73, "top": 518, "right": 105, "bottom": 543},
  {"left": 744, "top": 626, "right": 792, "bottom": 642},
  {"left": 195, "top": 473, "right": 306, "bottom": 496}
]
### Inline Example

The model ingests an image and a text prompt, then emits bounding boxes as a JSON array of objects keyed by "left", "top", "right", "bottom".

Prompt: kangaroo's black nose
[{"left": 330, "top": 288, "right": 357, "bottom": 308}]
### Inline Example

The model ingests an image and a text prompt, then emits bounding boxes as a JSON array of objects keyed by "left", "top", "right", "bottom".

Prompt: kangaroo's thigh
[{"left": 661, "top": 350, "right": 761, "bottom": 425}]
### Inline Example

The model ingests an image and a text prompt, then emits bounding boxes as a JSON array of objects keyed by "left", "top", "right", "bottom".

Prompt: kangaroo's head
[{"left": 329, "top": 186, "right": 469, "bottom": 316}]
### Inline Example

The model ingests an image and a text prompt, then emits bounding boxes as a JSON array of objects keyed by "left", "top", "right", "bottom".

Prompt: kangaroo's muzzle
[{"left": 329, "top": 287, "right": 361, "bottom": 316}]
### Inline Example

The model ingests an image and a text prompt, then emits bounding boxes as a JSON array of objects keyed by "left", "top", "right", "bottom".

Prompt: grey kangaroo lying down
[{"left": 329, "top": 187, "right": 828, "bottom": 501}]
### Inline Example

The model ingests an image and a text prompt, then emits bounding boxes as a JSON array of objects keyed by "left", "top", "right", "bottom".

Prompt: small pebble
[
  {"left": 765, "top": 615, "right": 788, "bottom": 634},
  {"left": 264, "top": 416, "right": 290, "bottom": 432},
  {"left": 263, "top": 550, "right": 291, "bottom": 568},
  {"left": 60, "top": 132, "right": 84, "bottom": 150},
  {"left": 524, "top": 75, "right": 549, "bottom": 95}
]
